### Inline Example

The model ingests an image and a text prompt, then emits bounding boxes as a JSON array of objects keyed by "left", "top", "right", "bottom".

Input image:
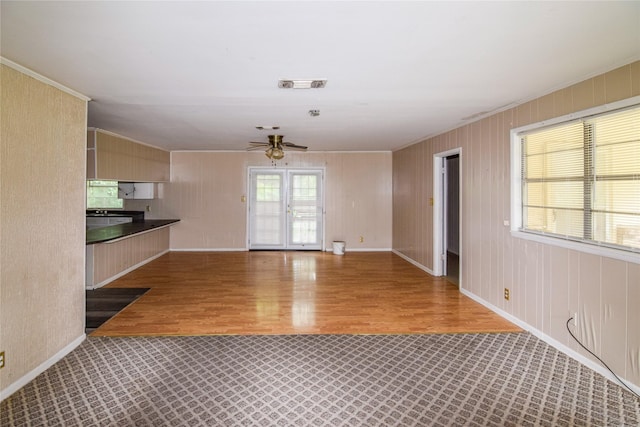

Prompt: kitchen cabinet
[
  {"left": 118, "top": 182, "right": 155, "bottom": 199},
  {"left": 87, "top": 128, "right": 170, "bottom": 182}
]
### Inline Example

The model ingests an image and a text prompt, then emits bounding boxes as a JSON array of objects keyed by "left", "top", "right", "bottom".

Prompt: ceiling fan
[{"left": 247, "top": 134, "right": 308, "bottom": 160}]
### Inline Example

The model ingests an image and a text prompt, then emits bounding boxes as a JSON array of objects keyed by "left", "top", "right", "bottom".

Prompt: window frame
[{"left": 510, "top": 95, "right": 640, "bottom": 264}]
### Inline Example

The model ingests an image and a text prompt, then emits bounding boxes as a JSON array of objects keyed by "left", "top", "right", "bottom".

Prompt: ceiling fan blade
[
  {"left": 249, "top": 141, "right": 269, "bottom": 145},
  {"left": 283, "top": 142, "right": 308, "bottom": 150},
  {"left": 246, "top": 145, "right": 267, "bottom": 151}
]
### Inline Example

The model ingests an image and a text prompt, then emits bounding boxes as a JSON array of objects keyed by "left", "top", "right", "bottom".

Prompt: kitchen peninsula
[
  {"left": 87, "top": 219, "right": 179, "bottom": 245},
  {"left": 86, "top": 211, "right": 179, "bottom": 289}
]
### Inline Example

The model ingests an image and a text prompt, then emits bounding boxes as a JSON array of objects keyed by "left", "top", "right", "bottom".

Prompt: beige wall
[
  {"left": 164, "top": 151, "right": 392, "bottom": 251},
  {"left": 393, "top": 61, "right": 640, "bottom": 388},
  {"left": 0, "top": 63, "right": 87, "bottom": 395}
]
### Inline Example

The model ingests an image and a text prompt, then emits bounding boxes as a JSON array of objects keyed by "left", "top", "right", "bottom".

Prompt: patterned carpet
[{"left": 1, "top": 333, "right": 638, "bottom": 426}]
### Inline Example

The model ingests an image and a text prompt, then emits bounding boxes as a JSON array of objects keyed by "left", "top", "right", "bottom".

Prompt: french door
[{"left": 249, "top": 169, "right": 324, "bottom": 250}]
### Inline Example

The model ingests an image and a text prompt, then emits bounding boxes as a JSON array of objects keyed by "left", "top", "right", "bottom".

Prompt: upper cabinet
[
  {"left": 87, "top": 129, "right": 170, "bottom": 182},
  {"left": 117, "top": 182, "right": 155, "bottom": 199}
]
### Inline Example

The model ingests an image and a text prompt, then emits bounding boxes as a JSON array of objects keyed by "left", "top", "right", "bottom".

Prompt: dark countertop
[
  {"left": 86, "top": 210, "right": 145, "bottom": 221},
  {"left": 86, "top": 219, "right": 180, "bottom": 245}
]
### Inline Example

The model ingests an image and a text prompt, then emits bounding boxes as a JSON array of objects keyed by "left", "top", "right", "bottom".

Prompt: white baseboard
[
  {"left": 170, "top": 248, "right": 248, "bottom": 252},
  {"left": 458, "top": 288, "right": 640, "bottom": 396},
  {"left": 88, "top": 249, "right": 169, "bottom": 290},
  {"left": 391, "top": 249, "right": 436, "bottom": 276},
  {"left": 171, "top": 248, "right": 393, "bottom": 253},
  {"left": 325, "top": 247, "right": 392, "bottom": 252},
  {"left": 0, "top": 334, "right": 86, "bottom": 402}
]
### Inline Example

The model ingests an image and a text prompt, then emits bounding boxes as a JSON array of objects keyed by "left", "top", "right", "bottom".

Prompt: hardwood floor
[{"left": 92, "top": 251, "right": 521, "bottom": 336}]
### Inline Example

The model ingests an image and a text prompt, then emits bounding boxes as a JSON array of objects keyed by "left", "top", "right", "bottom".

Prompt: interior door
[
  {"left": 443, "top": 154, "right": 460, "bottom": 284},
  {"left": 249, "top": 169, "right": 323, "bottom": 250}
]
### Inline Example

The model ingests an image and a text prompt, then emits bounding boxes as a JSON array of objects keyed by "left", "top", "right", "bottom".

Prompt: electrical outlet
[
  {"left": 504, "top": 288, "right": 510, "bottom": 301},
  {"left": 359, "top": 236, "right": 364, "bottom": 243},
  {"left": 0, "top": 351, "right": 5, "bottom": 369},
  {"left": 572, "top": 312, "right": 578, "bottom": 326}
]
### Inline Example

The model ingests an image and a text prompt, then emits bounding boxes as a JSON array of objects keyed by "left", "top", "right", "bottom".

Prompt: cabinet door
[
  {"left": 87, "top": 130, "right": 97, "bottom": 179},
  {"left": 90, "top": 129, "right": 170, "bottom": 182},
  {"left": 118, "top": 183, "right": 135, "bottom": 199},
  {"left": 133, "top": 183, "right": 155, "bottom": 199}
]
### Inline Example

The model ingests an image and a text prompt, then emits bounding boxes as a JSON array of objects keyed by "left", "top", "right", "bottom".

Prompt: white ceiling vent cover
[{"left": 278, "top": 79, "right": 327, "bottom": 89}]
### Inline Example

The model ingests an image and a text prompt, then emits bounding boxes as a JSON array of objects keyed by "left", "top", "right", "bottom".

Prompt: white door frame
[
  {"left": 247, "top": 167, "right": 325, "bottom": 250},
  {"left": 433, "top": 148, "right": 462, "bottom": 278}
]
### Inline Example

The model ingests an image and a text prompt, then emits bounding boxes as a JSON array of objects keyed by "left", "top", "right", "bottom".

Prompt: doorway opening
[
  {"left": 248, "top": 168, "right": 324, "bottom": 250},
  {"left": 433, "top": 149, "right": 461, "bottom": 286}
]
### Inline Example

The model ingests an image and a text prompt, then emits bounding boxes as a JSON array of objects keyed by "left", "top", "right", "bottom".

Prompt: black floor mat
[{"left": 85, "top": 288, "right": 149, "bottom": 333}]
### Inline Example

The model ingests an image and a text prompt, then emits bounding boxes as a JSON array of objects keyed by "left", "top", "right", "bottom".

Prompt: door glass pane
[
  {"left": 289, "top": 172, "right": 322, "bottom": 248},
  {"left": 251, "top": 173, "right": 285, "bottom": 247}
]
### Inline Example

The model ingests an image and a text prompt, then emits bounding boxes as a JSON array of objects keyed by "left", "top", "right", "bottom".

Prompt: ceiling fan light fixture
[
  {"left": 250, "top": 134, "right": 306, "bottom": 160},
  {"left": 278, "top": 79, "right": 327, "bottom": 89},
  {"left": 272, "top": 147, "right": 285, "bottom": 160}
]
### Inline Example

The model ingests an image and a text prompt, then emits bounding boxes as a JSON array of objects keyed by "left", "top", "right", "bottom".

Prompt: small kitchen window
[{"left": 87, "top": 180, "right": 123, "bottom": 209}]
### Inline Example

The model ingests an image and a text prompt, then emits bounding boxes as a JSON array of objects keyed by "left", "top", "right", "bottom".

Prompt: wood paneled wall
[
  {"left": 165, "top": 152, "right": 392, "bottom": 251},
  {"left": 393, "top": 61, "right": 640, "bottom": 388},
  {"left": 91, "top": 227, "right": 170, "bottom": 287},
  {"left": 0, "top": 63, "right": 87, "bottom": 397}
]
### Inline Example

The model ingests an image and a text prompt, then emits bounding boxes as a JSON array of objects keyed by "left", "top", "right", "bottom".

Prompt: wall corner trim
[
  {"left": 0, "top": 334, "right": 86, "bottom": 402},
  {"left": 459, "top": 288, "right": 640, "bottom": 396},
  {"left": 1, "top": 57, "right": 91, "bottom": 101}
]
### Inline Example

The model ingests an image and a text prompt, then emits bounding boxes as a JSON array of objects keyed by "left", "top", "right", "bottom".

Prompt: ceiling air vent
[{"left": 278, "top": 79, "right": 327, "bottom": 89}]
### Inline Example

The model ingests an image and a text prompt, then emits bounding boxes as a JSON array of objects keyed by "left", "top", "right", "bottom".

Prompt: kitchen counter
[
  {"left": 86, "top": 219, "right": 180, "bottom": 245},
  {"left": 86, "top": 210, "right": 145, "bottom": 221}
]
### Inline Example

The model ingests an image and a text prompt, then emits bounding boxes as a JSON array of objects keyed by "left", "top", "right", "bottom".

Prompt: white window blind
[{"left": 519, "top": 105, "right": 640, "bottom": 252}]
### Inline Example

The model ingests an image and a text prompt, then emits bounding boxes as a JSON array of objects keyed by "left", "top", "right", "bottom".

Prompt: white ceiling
[{"left": 2, "top": 1, "right": 639, "bottom": 152}]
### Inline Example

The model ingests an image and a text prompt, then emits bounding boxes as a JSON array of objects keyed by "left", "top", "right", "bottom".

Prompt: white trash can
[{"left": 332, "top": 241, "right": 346, "bottom": 255}]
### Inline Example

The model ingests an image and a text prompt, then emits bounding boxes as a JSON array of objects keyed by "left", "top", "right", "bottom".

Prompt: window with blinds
[{"left": 519, "top": 105, "right": 640, "bottom": 252}]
